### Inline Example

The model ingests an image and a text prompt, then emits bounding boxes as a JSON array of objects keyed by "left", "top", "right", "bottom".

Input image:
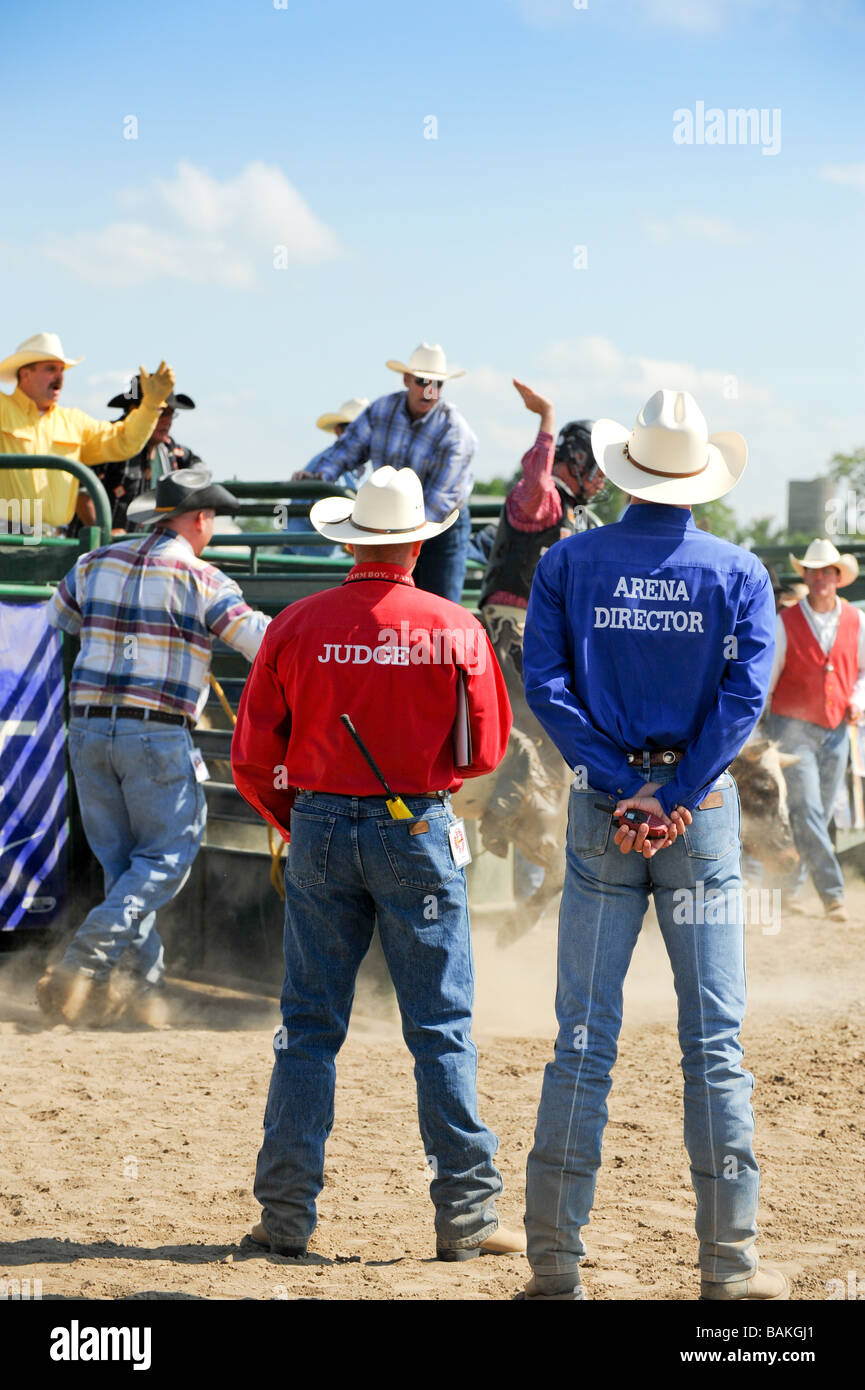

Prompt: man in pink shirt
[{"left": 475, "top": 381, "right": 604, "bottom": 930}]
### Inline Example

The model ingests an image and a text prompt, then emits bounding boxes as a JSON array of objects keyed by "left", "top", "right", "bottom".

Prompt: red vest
[{"left": 772, "top": 600, "right": 859, "bottom": 729}]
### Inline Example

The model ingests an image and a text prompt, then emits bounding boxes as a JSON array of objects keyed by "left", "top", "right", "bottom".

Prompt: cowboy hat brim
[
  {"left": 309, "top": 495, "right": 459, "bottom": 545},
  {"left": 107, "top": 389, "right": 195, "bottom": 411},
  {"left": 316, "top": 412, "right": 354, "bottom": 433},
  {"left": 385, "top": 359, "right": 465, "bottom": 382},
  {"left": 789, "top": 552, "right": 859, "bottom": 587},
  {"left": 0, "top": 351, "right": 83, "bottom": 384},
  {"left": 591, "top": 419, "right": 748, "bottom": 506},
  {"left": 127, "top": 482, "right": 239, "bottom": 526}
]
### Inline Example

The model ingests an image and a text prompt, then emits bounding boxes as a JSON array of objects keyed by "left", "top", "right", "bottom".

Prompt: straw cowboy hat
[
  {"left": 107, "top": 374, "right": 195, "bottom": 413},
  {"left": 127, "top": 465, "right": 239, "bottom": 526},
  {"left": 310, "top": 466, "right": 458, "bottom": 545},
  {"left": 789, "top": 538, "right": 859, "bottom": 588},
  {"left": 591, "top": 389, "right": 747, "bottom": 506},
  {"left": 0, "top": 332, "right": 83, "bottom": 385},
  {"left": 385, "top": 343, "right": 465, "bottom": 382},
  {"left": 316, "top": 396, "right": 369, "bottom": 433}
]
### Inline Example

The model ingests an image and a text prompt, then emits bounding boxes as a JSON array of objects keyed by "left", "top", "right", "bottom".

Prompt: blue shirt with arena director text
[{"left": 523, "top": 502, "right": 776, "bottom": 814}]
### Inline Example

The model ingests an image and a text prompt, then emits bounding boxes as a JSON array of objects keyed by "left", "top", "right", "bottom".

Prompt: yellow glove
[{"left": 139, "top": 360, "right": 176, "bottom": 409}]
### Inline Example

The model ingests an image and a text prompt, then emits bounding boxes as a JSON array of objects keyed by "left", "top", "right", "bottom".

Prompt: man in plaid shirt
[
  {"left": 294, "top": 344, "right": 477, "bottom": 602},
  {"left": 38, "top": 467, "right": 269, "bottom": 1027}
]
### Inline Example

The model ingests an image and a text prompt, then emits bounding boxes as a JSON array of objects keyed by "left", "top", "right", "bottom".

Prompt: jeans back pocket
[
  {"left": 142, "top": 731, "right": 190, "bottom": 785},
  {"left": 567, "top": 790, "right": 612, "bottom": 859},
  {"left": 682, "top": 779, "right": 739, "bottom": 860},
  {"left": 286, "top": 810, "right": 336, "bottom": 888},
  {"left": 377, "top": 813, "right": 458, "bottom": 890}
]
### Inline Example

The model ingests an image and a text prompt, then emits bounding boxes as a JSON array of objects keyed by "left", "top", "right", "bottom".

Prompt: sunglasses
[{"left": 412, "top": 376, "right": 442, "bottom": 389}]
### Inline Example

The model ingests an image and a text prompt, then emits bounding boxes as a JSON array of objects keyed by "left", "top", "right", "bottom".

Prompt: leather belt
[
  {"left": 72, "top": 704, "right": 192, "bottom": 730},
  {"left": 297, "top": 789, "right": 449, "bottom": 800},
  {"left": 625, "top": 749, "right": 684, "bottom": 766}
]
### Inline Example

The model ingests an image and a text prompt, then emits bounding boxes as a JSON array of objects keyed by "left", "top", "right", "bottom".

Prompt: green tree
[
  {"left": 739, "top": 515, "right": 783, "bottom": 548},
  {"left": 828, "top": 446, "right": 865, "bottom": 487},
  {"left": 587, "top": 484, "right": 627, "bottom": 524},
  {"left": 472, "top": 476, "right": 512, "bottom": 496},
  {"left": 691, "top": 498, "right": 740, "bottom": 539}
]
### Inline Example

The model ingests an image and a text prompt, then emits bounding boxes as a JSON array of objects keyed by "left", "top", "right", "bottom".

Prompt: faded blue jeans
[
  {"left": 525, "top": 769, "right": 760, "bottom": 1291},
  {"left": 62, "top": 714, "right": 206, "bottom": 985},
  {"left": 766, "top": 712, "right": 848, "bottom": 908},
  {"left": 254, "top": 790, "right": 502, "bottom": 1251}
]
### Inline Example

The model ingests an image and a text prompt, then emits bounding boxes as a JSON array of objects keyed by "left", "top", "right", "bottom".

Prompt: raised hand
[{"left": 139, "top": 361, "right": 176, "bottom": 409}]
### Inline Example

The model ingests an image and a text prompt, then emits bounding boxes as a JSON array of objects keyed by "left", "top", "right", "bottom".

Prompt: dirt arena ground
[{"left": 2, "top": 877, "right": 864, "bottom": 1303}]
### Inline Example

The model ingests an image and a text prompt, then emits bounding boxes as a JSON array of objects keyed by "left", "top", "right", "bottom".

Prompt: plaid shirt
[
  {"left": 305, "top": 390, "right": 476, "bottom": 521},
  {"left": 48, "top": 529, "right": 270, "bottom": 721}
]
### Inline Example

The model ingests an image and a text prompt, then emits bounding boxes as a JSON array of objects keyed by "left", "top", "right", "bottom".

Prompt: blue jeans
[
  {"left": 62, "top": 715, "right": 206, "bottom": 985},
  {"left": 766, "top": 713, "right": 848, "bottom": 907},
  {"left": 514, "top": 847, "right": 546, "bottom": 903},
  {"left": 254, "top": 790, "right": 502, "bottom": 1250},
  {"left": 412, "top": 506, "right": 472, "bottom": 604},
  {"left": 525, "top": 770, "right": 760, "bottom": 1289}
]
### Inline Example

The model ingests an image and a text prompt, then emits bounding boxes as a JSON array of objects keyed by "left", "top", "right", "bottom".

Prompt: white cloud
[
  {"left": 46, "top": 161, "right": 340, "bottom": 288},
  {"left": 517, "top": 0, "right": 806, "bottom": 34},
  {"left": 642, "top": 0, "right": 731, "bottom": 34},
  {"left": 644, "top": 215, "right": 747, "bottom": 245},
  {"left": 515, "top": 0, "right": 577, "bottom": 29},
  {"left": 449, "top": 336, "right": 865, "bottom": 526},
  {"left": 819, "top": 162, "right": 865, "bottom": 191},
  {"left": 448, "top": 336, "right": 781, "bottom": 512}
]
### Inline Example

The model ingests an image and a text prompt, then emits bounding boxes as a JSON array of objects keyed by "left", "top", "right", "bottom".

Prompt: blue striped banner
[{"left": 0, "top": 602, "right": 68, "bottom": 931}]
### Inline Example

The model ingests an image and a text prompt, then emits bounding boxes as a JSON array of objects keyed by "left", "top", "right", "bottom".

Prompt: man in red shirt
[
  {"left": 474, "top": 381, "right": 605, "bottom": 932},
  {"left": 231, "top": 466, "right": 523, "bottom": 1263},
  {"left": 768, "top": 538, "right": 864, "bottom": 921}
]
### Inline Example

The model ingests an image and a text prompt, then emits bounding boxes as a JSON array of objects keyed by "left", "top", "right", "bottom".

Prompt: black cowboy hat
[
  {"left": 107, "top": 374, "right": 195, "bottom": 412},
  {"left": 126, "top": 465, "right": 239, "bottom": 526}
]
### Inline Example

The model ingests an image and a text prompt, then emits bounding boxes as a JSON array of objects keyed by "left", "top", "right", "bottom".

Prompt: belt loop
[{"left": 642, "top": 749, "right": 651, "bottom": 778}]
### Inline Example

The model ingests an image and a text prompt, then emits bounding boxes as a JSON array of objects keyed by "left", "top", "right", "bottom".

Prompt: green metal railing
[{"left": 0, "top": 453, "right": 113, "bottom": 541}]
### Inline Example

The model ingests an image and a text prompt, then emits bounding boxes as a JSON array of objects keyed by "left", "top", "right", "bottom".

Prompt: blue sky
[{"left": 2, "top": 0, "right": 863, "bottom": 525}]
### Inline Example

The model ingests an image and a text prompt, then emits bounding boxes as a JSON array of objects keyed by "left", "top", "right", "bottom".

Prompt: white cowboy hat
[
  {"left": 789, "top": 538, "right": 859, "bottom": 588},
  {"left": 591, "top": 389, "right": 747, "bottom": 506},
  {"left": 316, "top": 397, "right": 369, "bottom": 433},
  {"left": 0, "top": 332, "right": 83, "bottom": 384},
  {"left": 385, "top": 342, "right": 465, "bottom": 382},
  {"left": 309, "top": 465, "right": 459, "bottom": 545}
]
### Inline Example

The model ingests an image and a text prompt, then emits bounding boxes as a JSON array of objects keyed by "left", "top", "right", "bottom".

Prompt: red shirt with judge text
[{"left": 231, "top": 562, "right": 512, "bottom": 837}]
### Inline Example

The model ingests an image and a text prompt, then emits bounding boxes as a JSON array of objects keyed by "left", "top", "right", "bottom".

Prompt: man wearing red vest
[{"left": 768, "top": 539, "right": 864, "bottom": 921}]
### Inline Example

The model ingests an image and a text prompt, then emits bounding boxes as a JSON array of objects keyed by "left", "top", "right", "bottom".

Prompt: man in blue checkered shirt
[{"left": 294, "top": 343, "right": 476, "bottom": 602}]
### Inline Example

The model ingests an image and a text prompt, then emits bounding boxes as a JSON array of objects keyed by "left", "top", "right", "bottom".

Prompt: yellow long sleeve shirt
[{"left": 0, "top": 386, "right": 162, "bottom": 526}]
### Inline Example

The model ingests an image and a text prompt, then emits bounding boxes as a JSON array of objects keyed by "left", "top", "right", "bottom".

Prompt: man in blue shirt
[
  {"left": 293, "top": 344, "right": 476, "bottom": 602},
  {"left": 519, "top": 389, "right": 785, "bottom": 1302},
  {"left": 283, "top": 396, "right": 371, "bottom": 557}
]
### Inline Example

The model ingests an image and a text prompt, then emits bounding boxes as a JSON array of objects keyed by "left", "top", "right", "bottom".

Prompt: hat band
[
  {"left": 350, "top": 518, "right": 425, "bottom": 535},
  {"left": 624, "top": 445, "right": 709, "bottom": 480}
]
